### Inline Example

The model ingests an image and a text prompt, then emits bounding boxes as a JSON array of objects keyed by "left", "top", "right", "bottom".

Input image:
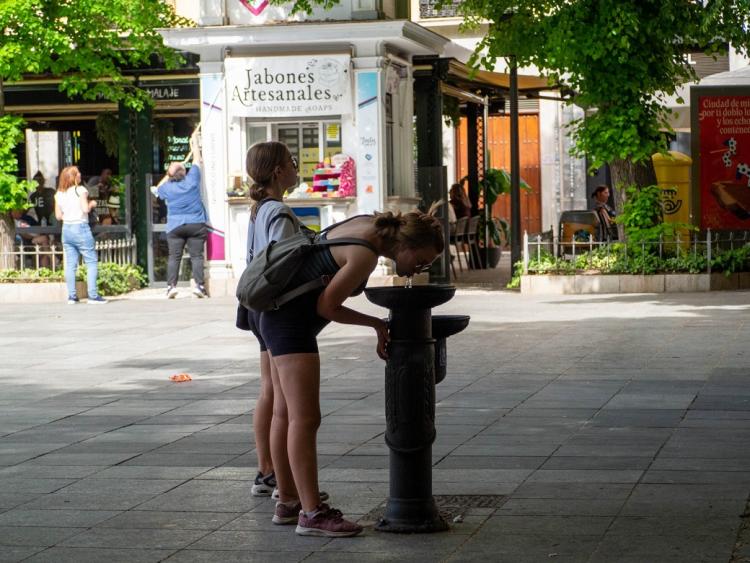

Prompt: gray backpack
[{"left": 236, "top": 218, "right": 375, "bottom": 312}]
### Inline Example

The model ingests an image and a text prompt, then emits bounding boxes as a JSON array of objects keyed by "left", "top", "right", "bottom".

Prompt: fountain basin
[
  {"left": 432, "top": 315, "right": 470, "bottom": 384},
  {"left": 365, "top": 284, "right": 456, "bottom": 310}
]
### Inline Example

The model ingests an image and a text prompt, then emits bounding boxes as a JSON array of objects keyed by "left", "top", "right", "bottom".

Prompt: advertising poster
[
  {"left": 225, "top": 55, "right": 351, "bottom": 118},
  {"left": 698, "top": 95, "right": 750, "bottom": 229},
  {"left": 356, "top": 71, "right": 381, "bottom": 213}
]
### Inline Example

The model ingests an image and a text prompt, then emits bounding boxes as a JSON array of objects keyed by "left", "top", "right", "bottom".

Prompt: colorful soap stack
[{"left": 312, "top": 162, "right": 341, "bottom": 196}]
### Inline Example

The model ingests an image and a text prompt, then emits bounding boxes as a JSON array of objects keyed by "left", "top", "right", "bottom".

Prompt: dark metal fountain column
[{"left": 365, "top": 285, "right": 469, "bottom": 533}]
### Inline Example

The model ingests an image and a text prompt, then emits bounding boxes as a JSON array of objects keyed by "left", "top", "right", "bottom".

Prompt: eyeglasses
[
  {"left": 414, "top": 256, "right": 439, "bottom": 273},
  {"left": 290, "top": 156, "right": 298, "bottom": 171}
]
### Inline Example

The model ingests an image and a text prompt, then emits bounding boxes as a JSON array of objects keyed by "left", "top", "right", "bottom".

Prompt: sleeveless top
[
  {"left": 293, "top": 215, "right": 377, "bottom": 296},
  {"left": 54, "top": 186, "right": 88, "bottom": 224}
]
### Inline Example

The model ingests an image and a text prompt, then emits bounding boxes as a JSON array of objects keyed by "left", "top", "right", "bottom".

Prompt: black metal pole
[{"left": 509, "top": 57, "right": 521, "bottom": 268}]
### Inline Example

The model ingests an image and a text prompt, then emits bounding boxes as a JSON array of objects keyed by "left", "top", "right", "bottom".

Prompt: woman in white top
[{"left": 54, "top": 166, "right": 106, "bottom": 304}]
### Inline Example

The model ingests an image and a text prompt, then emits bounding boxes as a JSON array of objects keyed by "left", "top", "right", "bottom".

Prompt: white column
[{"left": 198, "top": 60, "right": 234, "bottom": 295}]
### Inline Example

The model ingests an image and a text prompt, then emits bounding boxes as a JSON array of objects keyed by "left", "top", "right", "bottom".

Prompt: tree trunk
[
  {"left": 0, "top": 213, "right": 16, "bottom": 270},
  {"left": 609, "top": 158, "right": 658, "bottom": 240}
]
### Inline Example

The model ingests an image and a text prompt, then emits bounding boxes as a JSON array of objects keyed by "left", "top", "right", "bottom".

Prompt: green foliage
[
  {"left": 442, "top": 96, "right": 462, "bottom": 128},
  {"left": 0, "top": 0, "right": 192, "bottom": 113},
  {"left": 618, "top": 184, "right": 663, "bottom": 241},
  {"left": 95, "top": 113, "right": 119, "bottom": 158},
  {"left": 76, "top": 262, "right": 148, "bottom": 296},
  {"left": 482, "top": 168, "right": 531, "bottom": 204},
  {"left": 514, "top": 242, "right": 750, "bottom": 282},
  {"left": 711, "top": 246, "right": 750, "bottom": 276},
  {"left": 451, "top": 0, "right": 750, "bottom": 168},
  {"left": 0, "top": 267, "right": 64, "bottom": 282},
  {"left": 616, "top": 184, "right": 698, "bottom": 247},
  {"left": 270, "top": 0, "right": 341, "bottom": 14},
  {"left": 0, "top": 116, "right": 35, "bottom": 214}
]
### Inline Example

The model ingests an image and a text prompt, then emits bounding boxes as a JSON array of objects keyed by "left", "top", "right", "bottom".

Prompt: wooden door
[{"left": 456, "top": 114, "right": 542, "bottom": 236}]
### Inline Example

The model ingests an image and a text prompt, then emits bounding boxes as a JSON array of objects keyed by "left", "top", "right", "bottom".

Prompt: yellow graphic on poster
[
  {"left": 300, "top": 147, "right": 318, "bottom": 182},
  {"left": 326, "top": 123, "right": 340, "bottom": 143}
]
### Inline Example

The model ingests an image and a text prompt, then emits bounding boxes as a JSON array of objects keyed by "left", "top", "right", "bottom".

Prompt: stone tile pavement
[{"left": 1, "top": 288, "right": 750, "bottom": 561}]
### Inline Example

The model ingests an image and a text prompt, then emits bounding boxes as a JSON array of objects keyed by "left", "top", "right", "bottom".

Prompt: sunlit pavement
[{"left": 1, "top": 289, "right": 750, "bottom": 562}]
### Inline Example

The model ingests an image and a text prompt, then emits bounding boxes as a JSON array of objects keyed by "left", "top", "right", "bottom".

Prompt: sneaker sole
[
  {"left": 251, "top": 485, "right": 274, "bottom": 497},
  {"left": 168, "top": 292, "right": 177, "bottom": 299},
  {"left": 295, "top": 525, "right": 362, "bottom": 538},
  {"left": 87, "top": 300, "right": 107, "bottom": 305},
  {"left": 192, "top": 289, "right": 206, "bottom": 298},
  {"left": 272, "top": 515, "right": 298, "bottom": 525}
]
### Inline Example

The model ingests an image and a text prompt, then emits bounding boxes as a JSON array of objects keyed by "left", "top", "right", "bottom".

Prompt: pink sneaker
[
  {"left": 273, "top": 500, "right": 301, "bottom": 525},
  {"left": 295, "top": 503, "right": 363, "bottom": 537}
]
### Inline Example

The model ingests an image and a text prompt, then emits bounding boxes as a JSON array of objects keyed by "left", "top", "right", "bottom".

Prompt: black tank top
[{"left": 293, "top": 216, "right": 376, "bottom": 296}]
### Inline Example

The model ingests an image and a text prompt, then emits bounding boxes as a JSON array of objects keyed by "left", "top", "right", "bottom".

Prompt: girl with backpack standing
[
  {"left": 54, "top": 166, "right": 107, "bottom": 304},
  {"left": 241, "top": 142, "right": 329, "bottom": 509},
  {"left": 261, "top": 209, "right": 444, "bottom": 537}
]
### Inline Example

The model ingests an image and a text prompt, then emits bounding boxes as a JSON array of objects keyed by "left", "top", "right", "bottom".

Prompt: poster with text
[{"left": 698, "top": 95, "right": 750, "bottom": 229}]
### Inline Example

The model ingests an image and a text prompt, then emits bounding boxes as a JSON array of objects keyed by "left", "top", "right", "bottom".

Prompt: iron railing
[
  {"left": 523, "top": 230, "right": 750, "bottom": 275},
  {"left": 3, "top": 235, "right": 137, "bottom": 272}
]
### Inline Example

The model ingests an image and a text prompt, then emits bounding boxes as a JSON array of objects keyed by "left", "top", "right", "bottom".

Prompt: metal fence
[
  {"left": 3, "top": 235, "right": 137, "bottom": 272},
  {"left": 522, "top": 229, "right": 750, "bottom": 275}
]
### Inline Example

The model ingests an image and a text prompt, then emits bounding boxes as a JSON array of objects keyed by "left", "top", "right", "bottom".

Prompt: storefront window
[{"left": 246, "top": 120, "right": 344, "bottom": 190}]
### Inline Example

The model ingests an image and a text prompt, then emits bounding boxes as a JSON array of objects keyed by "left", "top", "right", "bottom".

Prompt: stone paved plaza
[{"left": 2, "top": 288, "right": 750, "bottom": 562}]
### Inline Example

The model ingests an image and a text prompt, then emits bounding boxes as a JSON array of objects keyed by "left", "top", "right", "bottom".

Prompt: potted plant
[{"left": 477, "top": 168, "right": 530, "bottom": 268}]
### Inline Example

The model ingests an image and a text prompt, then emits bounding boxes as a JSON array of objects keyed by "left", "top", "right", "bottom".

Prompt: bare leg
[
  {"left": 253, "top": 351, "right": 274, "bottom": 475},
  {"left": 269, "top": 355, "right": 298, "bottom": 503},
  {"left": 273, "top": 352, "right": 321, "bottom": 512}
]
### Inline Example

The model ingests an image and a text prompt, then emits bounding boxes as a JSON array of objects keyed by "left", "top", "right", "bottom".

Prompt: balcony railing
[{"left": 419, "top": 0, "right": 462, "bottom": 19}]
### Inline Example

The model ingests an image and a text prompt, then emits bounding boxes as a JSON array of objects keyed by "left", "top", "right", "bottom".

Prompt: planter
[
  {"left": 0, "top": 281, "right": 87, "bottom": 303},
  {"left": 520, "top": 273, "right": 748, "bottom": 295}
]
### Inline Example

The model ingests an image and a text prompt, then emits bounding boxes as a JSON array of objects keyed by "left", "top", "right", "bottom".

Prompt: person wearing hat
[{"left": 592, "top": 185, "right": 618, "bottom": 241}]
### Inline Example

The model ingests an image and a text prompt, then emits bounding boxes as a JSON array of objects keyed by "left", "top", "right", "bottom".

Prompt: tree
[
  {"left": 455, "top": 0, "right": 750, "bottom": 191},
  {"left": 0, "top": 0, "right": 191, "bottom": 266},
  {"left": 282, "top": 0, "right": 750, "bottom": 196}
]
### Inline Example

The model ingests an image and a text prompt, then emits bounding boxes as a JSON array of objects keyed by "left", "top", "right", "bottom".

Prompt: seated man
[
  {"left": 28, "top": 172, "right": 57, "bottom": 226},
  {"left": 11, "top": 208, "right": 51, "bottom": 268}
]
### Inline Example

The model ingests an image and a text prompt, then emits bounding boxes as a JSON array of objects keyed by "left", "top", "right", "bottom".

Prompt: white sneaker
[{"left": 166, "top": 286, "right": 178, "bottom": 299}]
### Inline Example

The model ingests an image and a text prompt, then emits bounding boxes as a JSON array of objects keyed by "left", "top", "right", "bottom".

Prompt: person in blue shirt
[{"left": 156, "top": 133, "right": 209, "bottom": 298}]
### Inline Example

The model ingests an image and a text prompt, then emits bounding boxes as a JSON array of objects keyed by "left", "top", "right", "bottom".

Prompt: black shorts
[
  {"left": 259, "top": 290, "right": 330, "bottom": 356},
  {"left": 236, "top": 304, "right": 267, "bottom": 352}
]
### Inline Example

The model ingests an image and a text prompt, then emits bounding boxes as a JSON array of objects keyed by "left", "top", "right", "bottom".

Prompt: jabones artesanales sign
[{"left": 225, "top": 55, "right": 351, "bottom": 117}]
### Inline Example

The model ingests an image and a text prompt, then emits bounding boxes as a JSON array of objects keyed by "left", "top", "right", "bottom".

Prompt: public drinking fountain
[{"left": 364, "top": 284, "right": 470, "bottom": 533}]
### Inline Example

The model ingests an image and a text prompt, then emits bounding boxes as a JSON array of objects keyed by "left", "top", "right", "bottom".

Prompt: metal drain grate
[{"left": 361, "top": 495, "right": 506, "bottom": 523}]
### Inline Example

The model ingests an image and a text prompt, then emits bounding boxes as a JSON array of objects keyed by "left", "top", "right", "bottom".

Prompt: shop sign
[
  {"left": 225, "top": 55, "right": 351, "bottom": 117},
  {"left": 697, "top": 95, "right": 750, "bottom": 229}
]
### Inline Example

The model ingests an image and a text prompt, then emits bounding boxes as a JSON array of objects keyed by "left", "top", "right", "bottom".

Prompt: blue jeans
[{"left": 62, "top": 223, "right": 99, "bottom": 299}]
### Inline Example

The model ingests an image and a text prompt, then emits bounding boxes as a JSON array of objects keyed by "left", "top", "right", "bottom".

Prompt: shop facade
[{"left": 161, "top": 19, "right": 451, "bottom": 292}]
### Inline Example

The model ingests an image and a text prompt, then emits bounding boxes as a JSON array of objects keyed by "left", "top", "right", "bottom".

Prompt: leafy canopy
[
  {"left": 0, "top": 0, "right": 191, "bottom": 111},
  {"left": 452, "top": 0, "right": 750, "bottom": 168},
  {"left": 0, "top": 115, "right": 34, "bottom": 213},
  {"left": 0, "top": 0, "right": 191, "bottom": 215},
  {"left": 283, "top": 0, "right": 750, "bottom": 170}
]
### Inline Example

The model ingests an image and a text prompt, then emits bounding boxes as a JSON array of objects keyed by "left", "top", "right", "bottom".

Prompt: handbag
[{"left": 75, "top": 186, "right": 98, "bottom": 229}]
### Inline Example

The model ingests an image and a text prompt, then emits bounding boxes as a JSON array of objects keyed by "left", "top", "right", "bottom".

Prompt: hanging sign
[{"left": 225, "top": 55, "right": 351, "bottom": 117}]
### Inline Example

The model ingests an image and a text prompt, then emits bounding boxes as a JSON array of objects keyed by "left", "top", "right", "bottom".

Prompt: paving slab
[{"left": 3, "top": 290, "right": 750, "bottom": 561}]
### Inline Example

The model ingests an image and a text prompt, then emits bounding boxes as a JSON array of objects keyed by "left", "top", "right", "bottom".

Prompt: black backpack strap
[
  {"left": 270, "top": 236, "right": 377, "bottom": 310},
  {"left": 314, "top": 236, "right": 377, "bottom": 254}
]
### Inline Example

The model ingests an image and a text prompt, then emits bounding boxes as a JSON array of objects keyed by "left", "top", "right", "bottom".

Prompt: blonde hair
[
  {"left": 373, "top": 211, "right": 444, "bottom": 253},
  {"left": 245, "top": 141, "right": 290, "bottom": 205},
  {"left": 57, "top": 166, "right": 80, "bottom": 192}
]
